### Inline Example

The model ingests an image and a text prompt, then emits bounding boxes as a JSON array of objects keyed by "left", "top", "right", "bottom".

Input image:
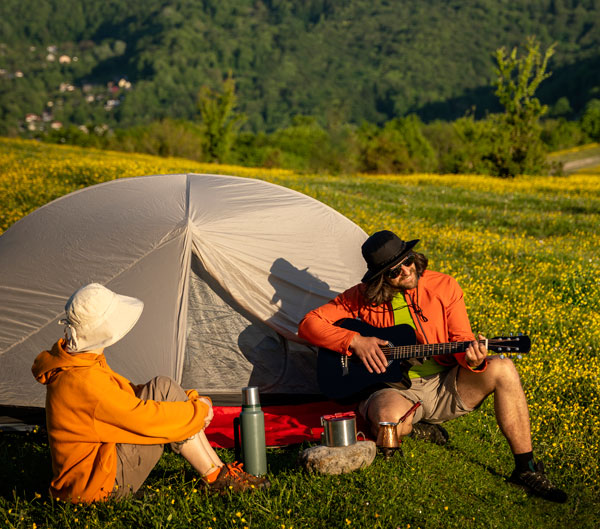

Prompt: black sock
[{"left": 513, "top": 451, "right": 535, "bottom": 472}]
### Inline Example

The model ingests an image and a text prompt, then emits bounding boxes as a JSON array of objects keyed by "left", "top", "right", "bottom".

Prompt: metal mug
[{"left": 321, "top": 412, "right": 357, "bottom": 447}]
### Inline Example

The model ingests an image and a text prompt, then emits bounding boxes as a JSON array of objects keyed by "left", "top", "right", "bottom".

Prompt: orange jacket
[
  {"left": 31, "top": 340, "right": 210, "bottom": 503},
  {"left": 298, "top": 269, "right": 486, "bottom": 372}
]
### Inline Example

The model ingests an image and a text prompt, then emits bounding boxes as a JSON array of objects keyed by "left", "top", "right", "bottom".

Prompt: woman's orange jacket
[
  {"left": 298, "top": 269, "right": 486, "bottom": 372},
  {"left": 32, "top": 340, "right": 210, "bottom": 503}
]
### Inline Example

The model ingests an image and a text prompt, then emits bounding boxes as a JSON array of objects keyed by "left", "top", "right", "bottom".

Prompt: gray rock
[{"left": 298, "top": 441, "right": 377, "bottom": 475}]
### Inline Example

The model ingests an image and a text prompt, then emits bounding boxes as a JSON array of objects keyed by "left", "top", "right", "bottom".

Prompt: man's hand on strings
[
  {"left": 349, "top": 334, "right": 389, "bottom": 374},
  {"left": 465, "top": 334, "right": 488, "bottom": 369}
]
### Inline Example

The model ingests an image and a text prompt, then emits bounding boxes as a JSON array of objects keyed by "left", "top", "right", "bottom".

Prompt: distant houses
[{"left": 15, "top": 43, "right": 132, "bottom": 134}]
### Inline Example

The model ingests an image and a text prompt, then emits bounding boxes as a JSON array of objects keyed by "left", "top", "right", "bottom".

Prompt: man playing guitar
[{"left": 298, "top": 230, "right": 566, "bottom": 503}]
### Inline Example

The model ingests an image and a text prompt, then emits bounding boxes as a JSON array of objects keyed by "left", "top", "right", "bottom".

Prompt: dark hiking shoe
[
  {"left": 409, "top": 422, "right": 449, "bottom": 446},
  {"left": 508, "top": 461, "right": 567, "bottom": 503},
  {"left": 208, "top": 462, "right": 270, "bottom": 494}
]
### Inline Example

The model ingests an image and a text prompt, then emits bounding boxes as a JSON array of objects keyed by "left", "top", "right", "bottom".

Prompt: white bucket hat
[{"left": 60, "top": 283, "right": 144, "bottom": 353}]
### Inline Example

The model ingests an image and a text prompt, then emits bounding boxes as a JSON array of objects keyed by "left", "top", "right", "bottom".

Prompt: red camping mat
[{"left": 206, "top": 401, "right": 371, "bottom": 448}]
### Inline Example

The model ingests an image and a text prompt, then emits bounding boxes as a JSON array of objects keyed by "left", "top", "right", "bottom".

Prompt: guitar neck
[{"left": 385, "top": 340, "right": 478, "bottom": 360}]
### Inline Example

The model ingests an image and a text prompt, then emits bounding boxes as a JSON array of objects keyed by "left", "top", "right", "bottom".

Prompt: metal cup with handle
[{"left": 321, "top": 412, "right": 357, "bottom": 447}]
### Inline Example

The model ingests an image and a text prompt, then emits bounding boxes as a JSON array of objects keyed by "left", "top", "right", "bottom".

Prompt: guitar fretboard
[{"left": 383, "top": 340, "right": 485, "bottom": 360}]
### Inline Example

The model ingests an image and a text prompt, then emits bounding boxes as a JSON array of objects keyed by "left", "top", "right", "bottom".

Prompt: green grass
[
  {"left": 0, "top": 416, "right": 600, "bottom": 529},
  {"left": 1, "top": 139, "right": 599, "bottom": 528},
  {"left": 2, "top": 422, "right": 597, "bottom": 529}
]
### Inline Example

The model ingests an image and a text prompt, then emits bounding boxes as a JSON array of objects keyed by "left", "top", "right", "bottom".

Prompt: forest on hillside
[{"left": 1, "top": 0, "right": 599, "bottom": 136}]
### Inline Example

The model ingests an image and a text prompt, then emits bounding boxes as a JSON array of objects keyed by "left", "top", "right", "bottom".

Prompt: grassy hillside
[
  {"left": 549, "top": 143, "right": 600, "bottom": 174},
  {"left": 1, "top": 138, "right": 599, "bottom": 528},
  {"left": 1, "top": 0, "right": 599, "bottom": 134}
]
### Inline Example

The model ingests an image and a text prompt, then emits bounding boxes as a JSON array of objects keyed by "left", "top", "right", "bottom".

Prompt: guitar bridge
[{"left": 341, "top": 355, "right": 349, "bottom": 376}]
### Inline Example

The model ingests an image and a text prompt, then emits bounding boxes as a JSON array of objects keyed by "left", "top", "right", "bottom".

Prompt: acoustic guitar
[{"left": 317, "top": 318, "right": 531, "bottom": 400}]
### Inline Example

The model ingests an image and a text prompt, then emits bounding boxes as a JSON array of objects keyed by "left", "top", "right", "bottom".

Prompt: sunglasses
[{"left": 385, "top": 254, "right": 416, "bottom": 279}]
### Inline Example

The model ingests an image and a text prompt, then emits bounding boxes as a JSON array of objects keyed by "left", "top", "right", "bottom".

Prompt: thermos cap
[{"left": 241, "top": 386, "right": 261, "bottom": 406}]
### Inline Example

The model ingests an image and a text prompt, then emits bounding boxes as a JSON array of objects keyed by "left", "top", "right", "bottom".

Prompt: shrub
[
  {"left": 541, "top": 118, "right": 589, "bottom": 151},
  {"left": 357, "top": 115, "right": 436, "bottom": 174},
  {"left": 107, "top": 119, "right": 205, "bottom": 160},
  {"left": 580, "top": 99, "right": 600, "bottom": 141}
]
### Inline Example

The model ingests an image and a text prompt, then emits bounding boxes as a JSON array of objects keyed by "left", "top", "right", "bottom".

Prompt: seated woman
[{"left": 32, "top": 283, "right": 268, "bottom": 503}]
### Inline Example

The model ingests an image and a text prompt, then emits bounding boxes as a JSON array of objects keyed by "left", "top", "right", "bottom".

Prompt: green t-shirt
[{"left": 391, "top": 293, "right": 447, "bottom": 379}]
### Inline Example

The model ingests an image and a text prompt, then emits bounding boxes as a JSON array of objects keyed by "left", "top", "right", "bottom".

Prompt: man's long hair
[{"left": 363, "top": 252, "right": 428, "bottom": 306}]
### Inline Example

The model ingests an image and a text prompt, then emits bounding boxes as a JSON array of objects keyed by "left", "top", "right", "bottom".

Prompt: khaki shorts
[
  {"left": 357, "top": 365, "right": 476, "bottom": 426},
  {"left": 112, "top": 376, "right": 192, "bottom": 499}
]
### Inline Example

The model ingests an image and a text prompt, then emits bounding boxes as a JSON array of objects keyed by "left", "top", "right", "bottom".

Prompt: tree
[
  {"left": 197, "top": 72, "right": 246, "bottom": 163},
  {"left": 489, "top": 36, "right": 555, "bottom": 176}
]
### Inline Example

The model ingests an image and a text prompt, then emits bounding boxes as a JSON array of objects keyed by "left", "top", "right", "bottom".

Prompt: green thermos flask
[{"left": 240, "top": 386, "right": 267, "bottom": 476}]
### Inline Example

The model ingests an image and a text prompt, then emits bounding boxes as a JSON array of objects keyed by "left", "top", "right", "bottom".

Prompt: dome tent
[{"left": 0, "top": 173, "right": 367, "bottom": 445}]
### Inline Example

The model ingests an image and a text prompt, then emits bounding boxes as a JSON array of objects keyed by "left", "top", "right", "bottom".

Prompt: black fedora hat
[{"left": 361, "top": 230, "right": 419, "bottom": 282}]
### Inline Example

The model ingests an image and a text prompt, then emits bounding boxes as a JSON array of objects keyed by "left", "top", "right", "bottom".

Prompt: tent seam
[{"left": 173, "top": 176, "right": 193, "bottom": 383}]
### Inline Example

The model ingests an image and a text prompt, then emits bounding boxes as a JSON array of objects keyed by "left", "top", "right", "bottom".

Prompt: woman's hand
[{"left": 198, "top": 397, "right": 214, "bottom": 428}]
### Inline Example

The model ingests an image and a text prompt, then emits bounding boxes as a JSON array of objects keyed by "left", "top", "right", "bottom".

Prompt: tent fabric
[{"left": 0, "top": 174, "right": 368, "bottom": 422}]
